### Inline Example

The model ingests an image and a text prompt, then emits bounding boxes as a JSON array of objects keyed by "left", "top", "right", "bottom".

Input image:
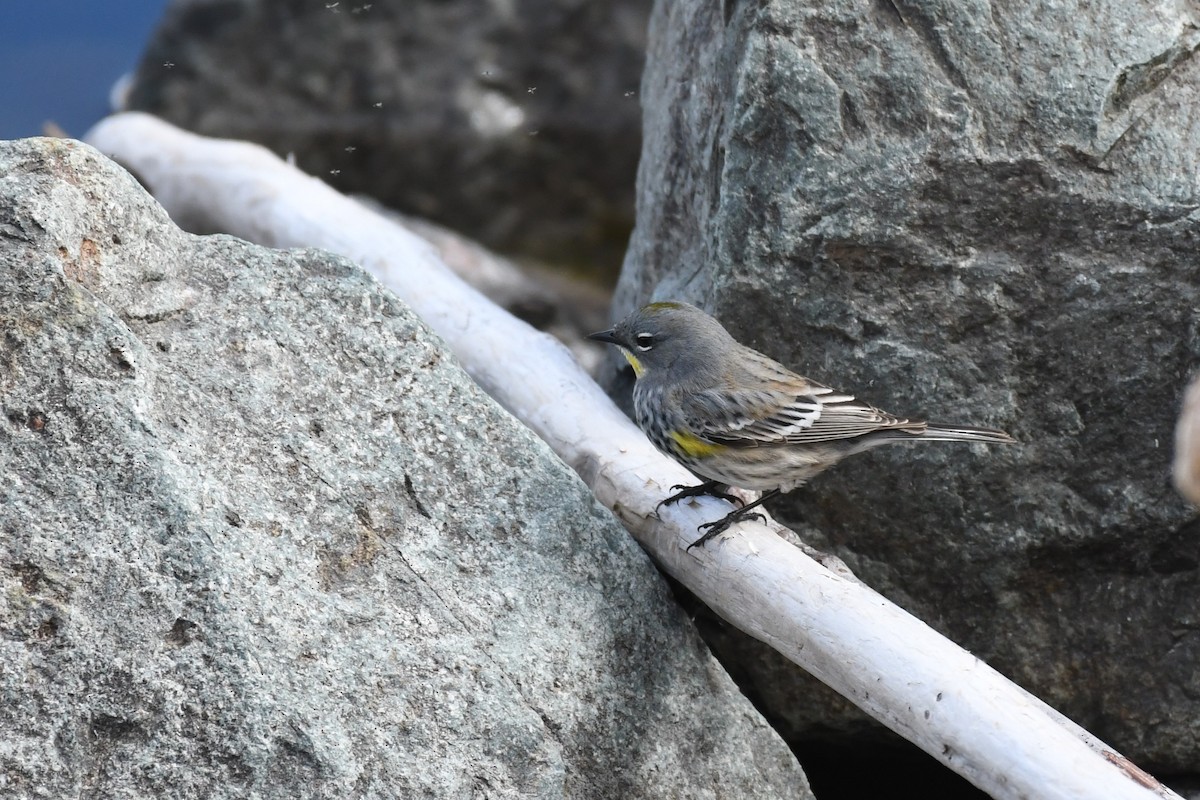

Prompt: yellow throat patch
[
  {"left": 669, "top": 430, "right": 726, "bottom": 459},
  {"left": 620, "top": 348, "right": 646, "bottom": 377}
]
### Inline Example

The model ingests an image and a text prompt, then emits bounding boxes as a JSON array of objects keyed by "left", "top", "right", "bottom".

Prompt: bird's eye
[{"left": 634, "top": 333, "right": 654, "bottom": 351}]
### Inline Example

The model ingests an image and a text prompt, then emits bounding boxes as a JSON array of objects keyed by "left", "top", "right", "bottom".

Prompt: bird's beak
[{"left": 587, "top": 328, "right": 621, "bottom": 346}]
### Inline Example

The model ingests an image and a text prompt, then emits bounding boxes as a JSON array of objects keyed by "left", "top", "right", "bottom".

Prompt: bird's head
[{"left": 588, "top": 301, "right": 733, "bottom": 380}]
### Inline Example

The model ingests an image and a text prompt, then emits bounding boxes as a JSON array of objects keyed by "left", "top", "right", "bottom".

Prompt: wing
[{"left": 681, "top": 378, "right": 922, "bottom": 447}]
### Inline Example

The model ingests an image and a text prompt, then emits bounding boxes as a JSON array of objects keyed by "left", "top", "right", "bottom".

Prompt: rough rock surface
[
  {"left": 123, "top": 0, "right": 648, "bottom": 271},
  {"left": 0, "top": 138, "right": 810, "bottom": 799},
  {"left": 613, "top": 0, "right": 1200, "bottom": 774}
]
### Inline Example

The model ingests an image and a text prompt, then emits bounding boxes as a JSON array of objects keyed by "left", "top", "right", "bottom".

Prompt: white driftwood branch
[
  {"left": 1175, "top": 374, "right": 1200, "bottom": 508},
  {"left": 84, "top": 113, "right": 1177, "bottom": 800}
]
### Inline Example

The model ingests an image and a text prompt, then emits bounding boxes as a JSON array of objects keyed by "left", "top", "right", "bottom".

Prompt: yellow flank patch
[
  {"left": 669, "top": 430, "right": 726, "bottom": 459},
  {"left": 620, "top": 349, "right": 645, "bottom": 377}
]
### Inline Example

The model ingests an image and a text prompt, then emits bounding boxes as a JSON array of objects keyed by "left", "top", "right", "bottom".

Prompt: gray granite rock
[
  {"left": 0, "top": 137, "right": 810, "bottom": 799},
  {"left": 123, "top": 0, "right": 648, "bottom": 272},
  {"left": 613, "top": 0, "right": 1200, "bottom": 773}
]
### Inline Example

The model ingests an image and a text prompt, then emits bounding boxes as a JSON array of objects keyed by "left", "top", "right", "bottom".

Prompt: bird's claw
[
  {"left": 656, "top": 480, "right": 744, "bottom": 512},
  {"left": 686, "top": 509, "right": 766, "bottom": 551}
]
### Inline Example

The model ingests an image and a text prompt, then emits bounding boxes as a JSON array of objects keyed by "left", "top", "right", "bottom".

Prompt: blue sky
[{"left": 0, "top": 1, "right": 170, "bottom": 139}]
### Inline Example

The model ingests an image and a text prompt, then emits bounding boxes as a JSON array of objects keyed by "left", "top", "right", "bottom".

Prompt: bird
[{"left": 588, "top": 301, "right": 1014, "bottom": 550}]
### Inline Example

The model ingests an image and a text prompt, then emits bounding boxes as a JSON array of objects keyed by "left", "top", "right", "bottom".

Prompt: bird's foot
[
  {"left": 686, "top": 507, "right": 766, "bottom": 551},
  {"left": 684, "top": 488, "right": 781, "bottom": 551},
  {"left": 655, "top": 479, "right": 743, "bottom": 512}
]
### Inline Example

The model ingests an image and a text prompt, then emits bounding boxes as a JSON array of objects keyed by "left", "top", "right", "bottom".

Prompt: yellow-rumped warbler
[{"left": 589, "top": 301, "right": 1015, "bottom": 549}]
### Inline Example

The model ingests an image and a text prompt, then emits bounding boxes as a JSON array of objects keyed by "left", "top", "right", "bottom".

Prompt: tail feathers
[{"left": 910, "top": 423, "right": 1015, "bottom": 444}]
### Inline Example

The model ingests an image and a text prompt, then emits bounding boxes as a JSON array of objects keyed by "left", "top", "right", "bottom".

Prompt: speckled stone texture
[
  {"left": 611, "top": 0, "right": 1200, "bottom": 774},
  {"left": 0, "top": 138, "right": 810, "bottom": 799}
]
